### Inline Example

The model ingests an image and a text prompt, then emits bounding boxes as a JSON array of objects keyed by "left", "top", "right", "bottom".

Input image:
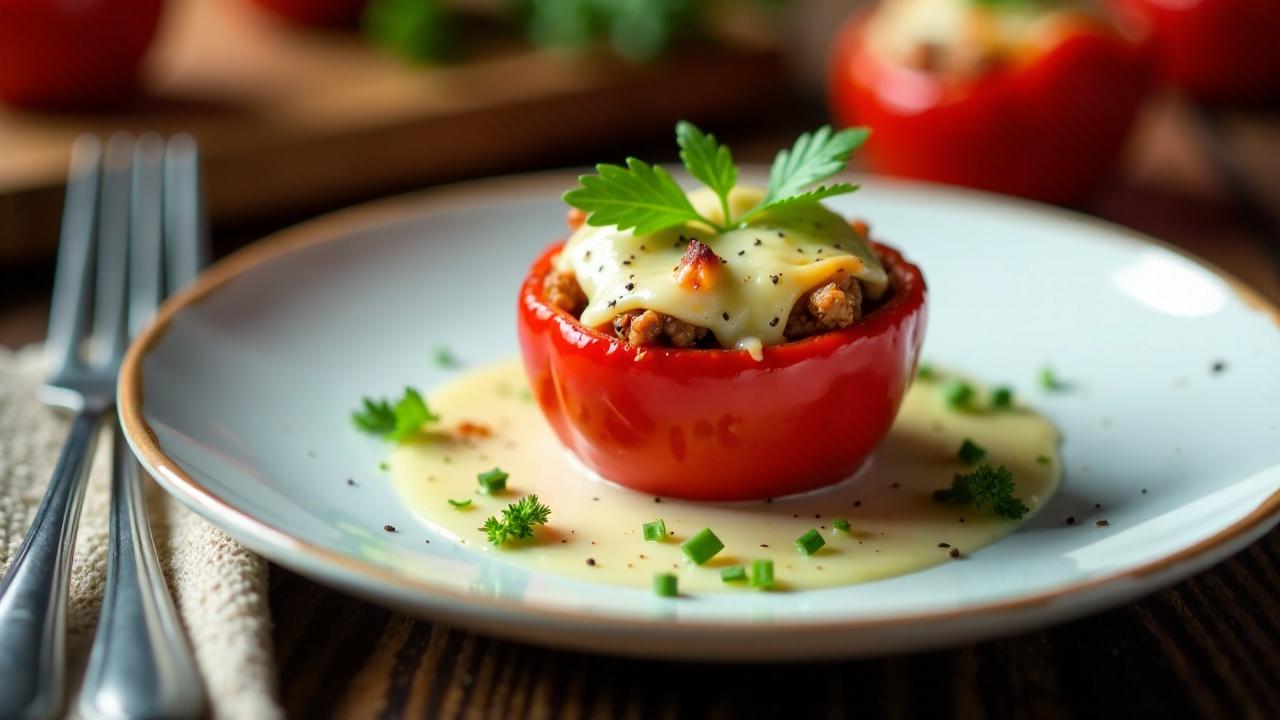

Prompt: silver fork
[{"left": 0, "top": 134, "right": 206, "bottom": 719}]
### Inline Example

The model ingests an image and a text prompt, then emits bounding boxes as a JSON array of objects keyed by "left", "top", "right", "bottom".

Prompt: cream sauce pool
[{"left": 390, "top": 360, "right": 1060, "bottom": 593}]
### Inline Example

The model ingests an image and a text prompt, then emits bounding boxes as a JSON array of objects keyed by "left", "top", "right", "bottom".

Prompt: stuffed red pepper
[
  {"left": 828, "top": 0, "right": 1152, "bottom": 204},
  {"left": 518, "top": 123, "right": 927, "bottom": 501}
]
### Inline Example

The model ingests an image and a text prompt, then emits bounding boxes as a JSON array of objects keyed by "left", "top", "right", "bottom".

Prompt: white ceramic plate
[{"left": 119, "top": 170, "right": 1280, "bottom": 660}]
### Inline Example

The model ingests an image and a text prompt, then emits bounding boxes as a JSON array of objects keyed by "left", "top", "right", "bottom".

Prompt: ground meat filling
[
  {"left": 784, "top": 273, "right": 864, "bottom": 341},
  {"left": 544, "top": 269, "right": 588, "bottom": 316},
  {"left": 544, "top": 261, "right": 875, "bottom": 348},
  {"left": 612, "top": 310, "right": 711, "bottom": 348}
]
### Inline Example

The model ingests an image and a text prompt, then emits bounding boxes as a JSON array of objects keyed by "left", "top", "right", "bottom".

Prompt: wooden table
[{"left": 3, "top": 92, "right": 1278, "bottom": 718}]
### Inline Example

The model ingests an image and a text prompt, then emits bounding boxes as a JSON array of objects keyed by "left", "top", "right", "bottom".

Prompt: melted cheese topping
[
  {"left": 865, "top": 0, "right": 1091, "bottom": 73},
  {"left": 554, "top": 186, "right": 887, "bottom": 356},
  {"left": 390, "top": 360, "right": 1062, "bottom": 593}
]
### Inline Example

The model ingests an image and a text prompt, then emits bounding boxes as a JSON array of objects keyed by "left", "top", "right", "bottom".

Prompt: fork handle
[
  {"left": 79, "top": 431, "right": 205, "bottom": 720},
  {"left": 0, "top": 409, "right": 102, "bottom": 720}
]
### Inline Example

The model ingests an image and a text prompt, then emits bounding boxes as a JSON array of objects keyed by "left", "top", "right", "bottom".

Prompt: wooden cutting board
[{"left": 0, "top": 0, "right": 783, "bottom": 264}]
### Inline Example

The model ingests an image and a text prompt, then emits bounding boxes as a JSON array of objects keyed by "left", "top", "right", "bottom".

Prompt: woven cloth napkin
[{"left": 0, "top": 345, "right": 282, "bottom": 720}]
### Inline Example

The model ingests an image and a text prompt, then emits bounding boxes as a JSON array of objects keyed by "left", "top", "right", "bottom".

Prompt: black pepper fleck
[
  {"left": 760, "top": 544, "right": 769, "bottom": 548},
  {"left": 949, "top": 548, "right": 961, "bottom": 559},
  {"left": 1211, "top": 360, "right": 1227, "bottom": 374},
  {"left": 383, "top": 524, "right": 396, "bottom": 533},
  {"left": 1067, "top": 516, "right": 1076, "bottom": 525},
  {"left": 654, "top": 497, "right": 662, "bottom": 503},
  {"left": 853, "top": 500, "right": 862, "bottom": 507},
  {"left": 754, "top": 238, "right": 763, "bottom": 246},
  {"left": 608, "top": 299, "right": 617, "bottom": 307},
  {"left": 346, "top": 478, "right": 356, "bottom": 486},
  {"left": 1141, "top": 488, "right": 1148, "bottom": 494},
  {"left": 622, "top": 260, "right": 631, "bottom": 266},
  {"left": 722, "top": 312, "right": 730, "bottom": 321},
  {"left": 770, "top": 317, "right": 780, "bottom": 327},
  {"left": 625, "top": 283, "right": 635, "bottom": 291},
  {"left": 586, "top": 558, "right": 596, "bottom": 566},
  {"left": 737, "top": 250, "right": 745, "bottom": 256},
  {"left": 771, "top": 274, "right": 780, "bottom": 284},
  {"left": 1097, "top": 520, "right": 1110, "bottom": 527}
]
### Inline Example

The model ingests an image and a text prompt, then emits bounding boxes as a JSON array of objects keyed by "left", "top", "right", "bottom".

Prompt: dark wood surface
[{"left": 2, "top": 93, "right": 1278, "bottom": 719}]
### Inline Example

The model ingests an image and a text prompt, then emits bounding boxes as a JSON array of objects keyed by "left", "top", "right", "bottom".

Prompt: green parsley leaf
[
  {"left": 957, "top": 438, "right": 987, "bottom": 465},
  {"left": 750, "top": 183, "right": 861, "bottom": 217},
  {"left": 747, "top": 125, "right": 869, "bottom": 219},
  {"left": 352, "top": 387, "right": 439, "bottom": 443},
  {"left": 432, "top": 346, "right": 458, "bottom": 368},
  {"left": 933, "top": 465, "right": 1029, "bottom": 520},
  {"left": 481, "top": 494, "right": 552, "bottom": 545},
  {"left": 351, "top": 398, "right": 395, "bottom": 436},
  {"left": 676, "top": 121, "right": 737, "bottom": 223},
  {"left": 1039, "top": 366, "right": 1062, "bottom": 390},
  {"left": 563, "top": 158, "right": 715, "bottom": 235}
]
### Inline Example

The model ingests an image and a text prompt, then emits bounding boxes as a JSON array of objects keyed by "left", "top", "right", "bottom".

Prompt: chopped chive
[
  {"left": 940, "top": 379, "right": 974, "bottom": 410},
  {"left": 1036, "top": 454, "right": 1052, "bottom": 466},
  {"left": 957, "top": 438, "right": 987, "bottom": 465},
  {"left": 432, "top": 346, "right": 458, "bottom": 368},
  {"left": 653, "top": 573, "right": 678, "bottom": 597},
  {"left": 378, "top": 462, "right": 389, "bottom": 472},
  {"left": 642, "top": 519, "right": 667, "bottom": 542},
  {"left": 720, "top": 565, "right": 747, "bottom": 582},
  {"left": 916, "top": 363, "right": 936, "bottom": 381},
  {"left": 448, "top": 498, "right": 472, "bottom": 509},
  {"left": 1039, "top": 366, "right": 1061, "bottom": 390},
  {"left": 795, "top": 529, "right": 825, "bottom": 556},
  {"left": 477, "top": 467, "right": 508, "bottom": 494},
  {"left": 680, "top": 528, "right": 724, "bottom": 565},
  {"left": 750, "top": 559, "right": 774, "bottom": 589},
  {"left": 832, "top": 518, "right": 851, "bottom": 532},
  {"left": 991, "top": 386, "right": 1014, "bottom": 409}
]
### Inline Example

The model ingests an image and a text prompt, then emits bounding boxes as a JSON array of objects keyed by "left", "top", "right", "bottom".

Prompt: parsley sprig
[
  {"left": 564, "top": 121, "right": 870, "bottom": 235},
  {"left": 352, "top": 387, "right": 439, "bottom": 442},
  {"left": 481, "top": 495, "right": 552, "bottom": 545},
  {"left": 933, "top": 465, "right": 1029, "bottom": 520}
]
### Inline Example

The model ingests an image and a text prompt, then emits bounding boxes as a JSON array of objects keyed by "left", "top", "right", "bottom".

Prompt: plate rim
[{"left": 118, "top": 168, "right": 1280, "bottom": 633}]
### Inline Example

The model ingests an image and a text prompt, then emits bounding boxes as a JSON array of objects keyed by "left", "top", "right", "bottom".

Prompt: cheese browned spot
[{"left": 553, "top": 186, "right": 887, "bottom": 358}]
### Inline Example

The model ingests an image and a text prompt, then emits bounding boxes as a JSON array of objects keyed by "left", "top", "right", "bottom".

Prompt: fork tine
[
  {"left": 163, "top": 134, "right": 206, "bottom": 295},
  {"left": 45, "top": 136, "right": 101, "bottom": 373},
  {"left": 92, "top": 133, "right": 134, "bottom": 366},
  {"left": 128, "top": 134, "right": 166, "bottom": 339}
]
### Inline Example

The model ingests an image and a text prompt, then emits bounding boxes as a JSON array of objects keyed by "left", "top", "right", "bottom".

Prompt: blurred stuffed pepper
[
  {"left": 0, "top": 0, "right": 165, "bottom": 109},
  {"left": 828, "top": 0, "right": 1153, "bottom": 204},
  {"left": 1113, "top": 0, "right": 1280, "bottom": 101}
]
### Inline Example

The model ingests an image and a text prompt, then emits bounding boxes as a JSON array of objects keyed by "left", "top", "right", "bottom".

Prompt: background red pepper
[
  {"left": 0, "top": 0, "right": 165, "bottom": 109},
  {"left": 518, "top": 241, "right": 927, "bottom": 502},
  {"left": 828, "top": 12, "right": 1152, "bottom": 205},
  {"left": 1115, "top": 0, "right": 1280, "bottom": 101}
]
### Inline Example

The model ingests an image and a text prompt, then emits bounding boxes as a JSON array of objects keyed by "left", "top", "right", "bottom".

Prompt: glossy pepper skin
[
  {"left": 517, "top": 240, "right": 927, "bottom": 502},
  {"left": 1115, "top": 0, "right": 1280, "bottom": 101},
  {"left": 0, "top": 0, "right": 165, "bottom": 109},
  {"left": 828, "top": 13, "right": 1152, "bottom": 205}
]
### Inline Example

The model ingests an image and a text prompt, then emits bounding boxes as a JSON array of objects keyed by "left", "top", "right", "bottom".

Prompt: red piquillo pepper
[{"left": 517, "top": 240, "right": 927, "bottom": 502}]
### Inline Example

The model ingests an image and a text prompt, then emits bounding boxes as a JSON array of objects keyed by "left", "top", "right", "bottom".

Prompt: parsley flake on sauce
[
  {"left": 933, "top": 465, "right": 1029, "bottom": 520},
  {"left": 481, "top": 495, "right": 552, "bottom": 545},
  {"left": 352, "top": 387, "right": 438, "bottom": 442}
]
